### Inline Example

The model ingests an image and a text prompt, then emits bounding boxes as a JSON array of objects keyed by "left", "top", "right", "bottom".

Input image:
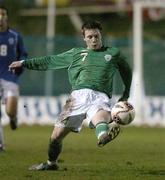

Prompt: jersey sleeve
[
  {"left": 117, "top": 51, "right": 132, "bottom": 100},
  {"left": 22, "top": 48, "right": 74, "bottom": 71},
  {"left": 17, "top": 33, "right": 28, "bottom": 60},
  {"left": 14, "top": 33, "right": 28, "bottom": 76}
]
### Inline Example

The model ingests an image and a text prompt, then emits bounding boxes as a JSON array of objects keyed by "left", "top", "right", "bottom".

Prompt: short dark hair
[
  {"left": 81, "top": 20, "right": 102, "bottom": 36},
  {"left": 0, "top": 5, "right": 8, "bottom": 15}
]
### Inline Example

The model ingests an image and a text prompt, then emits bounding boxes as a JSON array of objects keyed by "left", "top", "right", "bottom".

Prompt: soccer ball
[{"left": 111, "top": 101, "right": 135, "bottom": 125}]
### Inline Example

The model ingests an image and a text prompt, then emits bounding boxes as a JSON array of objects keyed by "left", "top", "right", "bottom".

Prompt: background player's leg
[
  {"left": 6, "top": 96, "right": 18, "bottom": 130},
  {"left": 0, "top": 99, "right": 4, "bottom": 151}
]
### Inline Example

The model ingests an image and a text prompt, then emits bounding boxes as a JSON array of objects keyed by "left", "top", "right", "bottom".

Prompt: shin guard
[{"left": 48, "top": 139, "right": 62, "bottom": 162}]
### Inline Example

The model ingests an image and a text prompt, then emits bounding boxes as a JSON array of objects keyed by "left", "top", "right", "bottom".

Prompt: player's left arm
[
  {"left": 15, "top": 33, "right": 28, "bottom": 76},
  {"left": 117, "top": 52, "right": 132, "bottom": 102}
]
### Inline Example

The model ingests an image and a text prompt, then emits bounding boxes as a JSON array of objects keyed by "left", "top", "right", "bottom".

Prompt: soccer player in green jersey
[{"left": 9, "top": 20, "right": 132, "bottom": 170}]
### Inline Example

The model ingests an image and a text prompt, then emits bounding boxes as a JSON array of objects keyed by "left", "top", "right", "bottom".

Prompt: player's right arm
[
  {"left": 9, "top": 48, "right": 75, "bottom": 72},
  {"left": 116, "top": 50, "right": 132, "bottom": 102}
]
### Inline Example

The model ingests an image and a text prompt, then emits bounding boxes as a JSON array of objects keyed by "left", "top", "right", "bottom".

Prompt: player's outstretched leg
[
  {"left": 29, "top": 139, "right": 62, "bottom": 171},
  {"left": 96, "top": 122, "right": 120, "bottom": 147}
]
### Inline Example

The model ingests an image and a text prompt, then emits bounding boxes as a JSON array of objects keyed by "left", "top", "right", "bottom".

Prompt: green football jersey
[{"left": 23, "top": 46, "right": 132, "bottom": 98}]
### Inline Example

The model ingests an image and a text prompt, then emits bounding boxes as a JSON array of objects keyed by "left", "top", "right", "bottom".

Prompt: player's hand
[{"left": 9, "top": 61, "right": 23, "bottom": 74}]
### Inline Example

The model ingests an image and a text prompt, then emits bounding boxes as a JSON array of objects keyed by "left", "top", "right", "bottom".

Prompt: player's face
[
  {"left": 83, "top": 29, "right": 102, "bottom": 50},
  {"left": 0, "top": 8, "right": 8, "bottom": 32}
]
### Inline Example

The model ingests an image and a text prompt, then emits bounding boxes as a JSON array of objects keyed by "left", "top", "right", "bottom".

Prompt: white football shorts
[
  {"left": 55, "top": 88, "right": 112, "bottom": 132},
  {"left": 0, "top": 79, "right": 19, "bottom": 104}
]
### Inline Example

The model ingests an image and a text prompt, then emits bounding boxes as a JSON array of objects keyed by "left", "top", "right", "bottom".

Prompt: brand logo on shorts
[{"left": 104, "top": 54, "right": 112, "bottom": 62}]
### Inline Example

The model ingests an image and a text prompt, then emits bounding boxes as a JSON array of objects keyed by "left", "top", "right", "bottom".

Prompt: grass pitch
[{"left": 0, "top": 125, "right": 165, "bottom": 180}]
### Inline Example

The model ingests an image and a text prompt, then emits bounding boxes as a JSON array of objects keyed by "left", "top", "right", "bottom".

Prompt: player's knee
[{"left": 92, "top": 111, "right": 111, "bottom": 126}]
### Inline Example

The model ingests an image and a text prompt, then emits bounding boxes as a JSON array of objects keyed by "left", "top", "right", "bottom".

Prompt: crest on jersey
[
  {"left": 8, "top": 38, "right": 14, "bottom": 45},
  {"left": 104, "top": 54, "right": 112, "bottom": 62}
]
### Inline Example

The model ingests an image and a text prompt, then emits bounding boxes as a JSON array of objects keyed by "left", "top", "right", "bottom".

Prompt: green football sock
[
  {"left": 48, "top": 139, "right": 62, "bottom": 163},
  {"left": 95, "top": 122, "right": 109, "bottom": 139}
]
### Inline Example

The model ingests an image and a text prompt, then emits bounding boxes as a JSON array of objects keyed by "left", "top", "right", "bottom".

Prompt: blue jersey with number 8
[{"left": 0, "top": 28, "right": 27, "bottom": 84}]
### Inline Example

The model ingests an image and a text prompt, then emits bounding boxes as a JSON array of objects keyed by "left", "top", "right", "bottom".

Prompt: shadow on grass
[{"left": 139, "top": 170, "right": 165, "bottom": 176}]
